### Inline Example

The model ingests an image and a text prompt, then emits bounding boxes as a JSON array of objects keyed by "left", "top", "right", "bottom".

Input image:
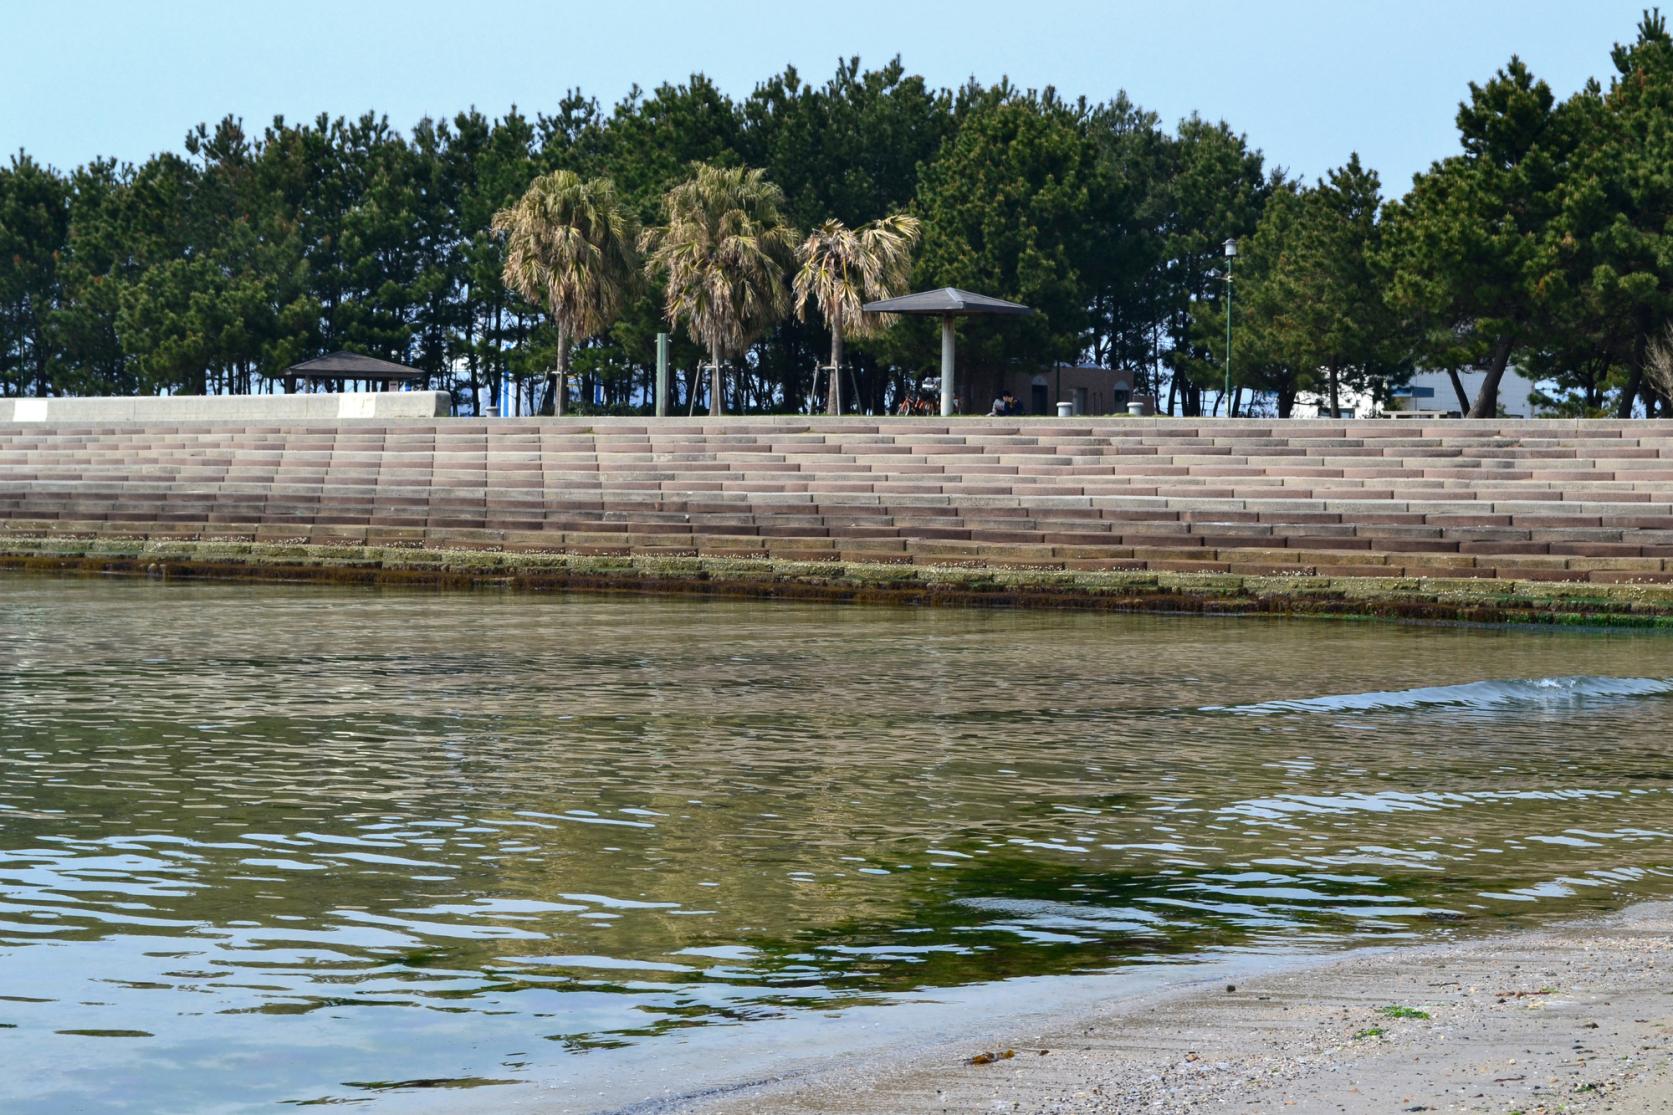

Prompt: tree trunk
[
  {"left": 1277, "top": 386, "right": 1295, "bottom": 419},
  {"left": 1466, "top": 335, "right": 1515, "bottom": 419},
  {"left": 1445, "top": 368, "right": 1471, "bottom": 415},
  {"left": 1618, "top": 330, "right": 1654, "bottom": 419},
  {"left": 1617, "top": 365, "right": 1644, "bottom": 418},
  {"left": 709, "top": 347, "right": 725, "bottom": 416},
  {"left": 827, "top": 325, "right": 844, "bottom": 416},
  {"left": 539, "top": 329, "right": 572, "bottom": 417},
  {"left": 1328, "top": 363, "right": 1340, "bottom": 419}
]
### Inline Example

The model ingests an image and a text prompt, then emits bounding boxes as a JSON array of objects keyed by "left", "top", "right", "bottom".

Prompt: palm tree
[
  {"left": 793, "top": 214, "right": 921, "bottom": 415},
  {"left": 641, "top": 164, "right": 798, "bottom": 415},
  {"left": 492, "top": 170, "right": 638, "bottom": 416},
  {"left": 1649, "top": 322, "right": 1673, "bottom": 411}
]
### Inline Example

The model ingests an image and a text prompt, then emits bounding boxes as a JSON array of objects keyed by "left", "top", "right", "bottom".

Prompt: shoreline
[
  {"left": 5, "top": 536, "right": 1673, "bottom": 628},
  {"left": 645, "top": 900, "right": 1673, "bottom": 1115}
]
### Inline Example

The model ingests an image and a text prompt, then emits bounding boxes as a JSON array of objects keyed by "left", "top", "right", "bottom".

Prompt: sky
[{"left": 1, "top": 0, "right": 1656, "bottom": 194}]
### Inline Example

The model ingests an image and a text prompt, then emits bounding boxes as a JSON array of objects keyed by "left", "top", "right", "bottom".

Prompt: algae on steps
[{"left": 4, "top": 536, "right": 1673, "bottom": 628}]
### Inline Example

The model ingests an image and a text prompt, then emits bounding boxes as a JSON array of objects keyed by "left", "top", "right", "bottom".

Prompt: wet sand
[{"left": 667, "top": 902, "right": 1673, "bottom": 1114}]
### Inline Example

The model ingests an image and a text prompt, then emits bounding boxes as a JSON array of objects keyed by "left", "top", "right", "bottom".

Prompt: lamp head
[{"left": 1223, "top": 238, "right": 1238, "bottom": 259}]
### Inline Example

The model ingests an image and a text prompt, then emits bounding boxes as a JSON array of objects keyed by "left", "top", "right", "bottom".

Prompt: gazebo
[
  {"left": 861, "top": 287, "right": 1032, "bottom": 416},
  {"left": 283, "top": 351, "right": 427, "bottom": 393}
]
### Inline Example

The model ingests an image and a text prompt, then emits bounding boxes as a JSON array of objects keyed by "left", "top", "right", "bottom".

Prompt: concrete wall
[
  {"left": 0, "top": 392, "right": 451, "bottom": 423},
  {"left": 2, "top": 416, "right": 1671, "bottom": 588}
]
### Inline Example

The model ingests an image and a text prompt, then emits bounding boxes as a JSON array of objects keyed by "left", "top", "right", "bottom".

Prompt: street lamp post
[{"left": 1223, "top": 238, "right": 1236, "bottom": 417}]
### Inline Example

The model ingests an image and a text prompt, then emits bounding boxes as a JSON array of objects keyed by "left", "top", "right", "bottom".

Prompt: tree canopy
[{"left": 4, "top": 20, "right": 1673, "bottom": 417}]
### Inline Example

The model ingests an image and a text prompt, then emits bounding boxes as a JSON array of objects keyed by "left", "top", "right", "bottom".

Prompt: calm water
[{"left": 2, "top": 578, "right": 1672, "bottom": 1111}]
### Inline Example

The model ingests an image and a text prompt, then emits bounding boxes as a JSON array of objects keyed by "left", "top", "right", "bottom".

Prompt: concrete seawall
[
  {"left": 4, "top": 416, "right": 1673, "bottom": 622},
  {"left": 0, "top": 391, "right": 450, "bottom": 422}
]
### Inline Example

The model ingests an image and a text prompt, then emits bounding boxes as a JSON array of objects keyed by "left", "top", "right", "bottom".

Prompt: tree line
[{"left": 1, "top": 13, "right": 1670, "bottom": 418}]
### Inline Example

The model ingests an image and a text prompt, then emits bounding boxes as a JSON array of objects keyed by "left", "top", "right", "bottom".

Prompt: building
[
  {"left": 1288, "top": 367, "right": 1544, "bottom": 419},
  {"left": 1385, "top": 368, "right": 1542, "bottom": 418},
  {"left": 1288, "top": 384, "right": 1378, "bottom": 419},
  {"left": 961, "top": 364, "right": 1137, "bottom": 416}
]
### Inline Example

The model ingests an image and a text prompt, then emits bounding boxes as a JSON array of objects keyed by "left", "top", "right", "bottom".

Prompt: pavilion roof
[
  {"left": 861, "top": 287, "right": 1033, "bottom": 316},
  {"left": 285, "top": 351, "right": 427, "bottom": 380}
]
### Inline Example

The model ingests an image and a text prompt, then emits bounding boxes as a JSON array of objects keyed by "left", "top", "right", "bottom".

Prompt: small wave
[{"left": 1209, "top": 676, "right": 1673, "bottom": 715}]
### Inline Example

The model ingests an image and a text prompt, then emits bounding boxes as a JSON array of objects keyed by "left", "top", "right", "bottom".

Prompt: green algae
[{"left": 2, "top": 536, "right": 1673, "bottom": 629}]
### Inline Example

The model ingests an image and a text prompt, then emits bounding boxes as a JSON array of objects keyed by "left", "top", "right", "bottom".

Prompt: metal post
[
  {"left": 655, "top": 332, "right": 669, "bottom": 418},
  {"left": 940, "top": 316, "right": 955, "bottom": 417},
  {"left": 1223, "top": 238, "right": 1236, "bottom": 418},
  {"left": 1225, "top": 253, "right": 1233, "bottom": 415}
]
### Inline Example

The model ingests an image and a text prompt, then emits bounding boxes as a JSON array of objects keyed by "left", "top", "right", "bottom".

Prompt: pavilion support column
[{"left": 940, "top": 315, "right": 955, "bottom": 417}]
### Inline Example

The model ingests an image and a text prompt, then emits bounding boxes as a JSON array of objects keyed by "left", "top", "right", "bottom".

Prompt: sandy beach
[{"left": 666, "top": 902, "right": 1673, "bottom": 1115}]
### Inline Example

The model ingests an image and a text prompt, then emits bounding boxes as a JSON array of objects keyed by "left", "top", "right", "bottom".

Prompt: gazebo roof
[
  {"left": 861, "top": 287, "right": 1033, "bottom": 317},
  {"left": 285, "top": 351, "right": 427, "bottom": 381}
]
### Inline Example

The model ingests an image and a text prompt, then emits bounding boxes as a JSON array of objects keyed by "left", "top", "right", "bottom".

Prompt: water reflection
[{"left": 1, "top": 577, "right": 1671, "bottom": 1110}]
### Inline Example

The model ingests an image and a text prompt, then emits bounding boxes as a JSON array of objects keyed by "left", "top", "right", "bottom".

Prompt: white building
[
  {"left": 1288, "top": 383, "right": 1378, "bottom": 419},
  {"left": 1385, "top": 368, "right": 1542, "bottom": 418},
  {"left": 1285, "top": 367, "right": 1544, "bottom": 419}
]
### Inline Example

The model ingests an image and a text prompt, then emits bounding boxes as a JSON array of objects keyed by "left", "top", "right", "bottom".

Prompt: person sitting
[{"left": 988, "top": 391, "right": 1008, "bottom": 416}]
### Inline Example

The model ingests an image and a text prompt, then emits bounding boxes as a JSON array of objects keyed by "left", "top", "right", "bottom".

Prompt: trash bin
[{"left": 1055, "top": 401, "right": 1075, "bottom": 417}]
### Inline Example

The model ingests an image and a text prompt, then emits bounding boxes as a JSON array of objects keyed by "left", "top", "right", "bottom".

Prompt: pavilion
[
  {"left": 861, "top": 287, "right": 1032, "bottom": 416},
  {"left": 283, "top": 351, "right": 427, "bottom": 394}
]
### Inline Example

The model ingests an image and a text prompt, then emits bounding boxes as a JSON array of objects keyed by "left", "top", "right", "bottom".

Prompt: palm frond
[
  {"left": 491, "top": 170, "right": 641, "bottom": 350},
  {"left": 642, "top": 164, "right": 799, "bottom": 362},
  {"left": 793, "top": 213, "right": 921, "bottom": 340}
]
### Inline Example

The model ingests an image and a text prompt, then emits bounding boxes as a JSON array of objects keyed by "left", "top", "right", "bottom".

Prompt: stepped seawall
[{"left": 4, "top": 416, "right": 1673, "bottom": 624}]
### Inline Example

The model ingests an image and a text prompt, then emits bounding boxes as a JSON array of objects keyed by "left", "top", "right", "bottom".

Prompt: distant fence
[{"left": 0, "top": 393, "right": 451, "bottom": 423}]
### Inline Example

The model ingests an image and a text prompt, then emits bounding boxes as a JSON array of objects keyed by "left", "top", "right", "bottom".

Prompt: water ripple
[{"left": 3, "top": 579, "right": 1673, "bottom": 1110}]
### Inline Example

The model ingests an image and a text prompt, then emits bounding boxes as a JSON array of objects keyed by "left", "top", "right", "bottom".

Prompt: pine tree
[{"left": 1380, "top": 58, "right": 1572, "bottom": 417}]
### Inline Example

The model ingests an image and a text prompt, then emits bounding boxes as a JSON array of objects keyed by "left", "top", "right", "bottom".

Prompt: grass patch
[{"left": 1377, "top": 1005, "right": 1431, "bottom": 1020}]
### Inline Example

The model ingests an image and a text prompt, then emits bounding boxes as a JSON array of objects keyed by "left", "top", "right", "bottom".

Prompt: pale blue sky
[{"left": 2, "top": 0, "right": 1655, "bottom": 193}]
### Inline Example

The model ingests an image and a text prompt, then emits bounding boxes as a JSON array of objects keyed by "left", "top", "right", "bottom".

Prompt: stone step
[
  {"left": 6, "top": 418, "right": 1672, "bottom": 584},
  {"left": 9, "top": 514, "right": 1668, "bottom": 583}
]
